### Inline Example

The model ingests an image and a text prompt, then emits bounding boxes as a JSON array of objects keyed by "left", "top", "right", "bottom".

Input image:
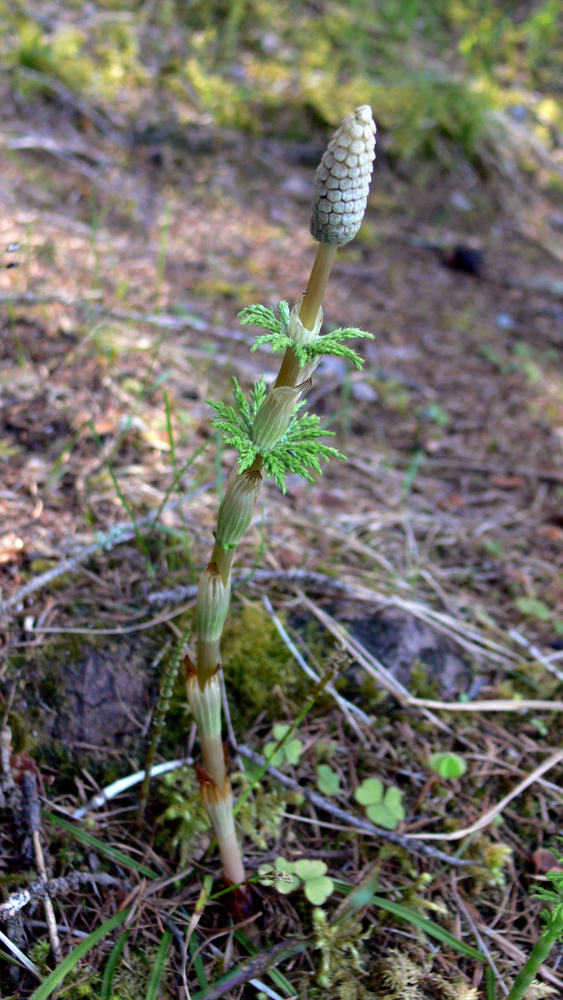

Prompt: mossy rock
[{"left": 7, "top": 634, "right": 164, "bottom": 784}]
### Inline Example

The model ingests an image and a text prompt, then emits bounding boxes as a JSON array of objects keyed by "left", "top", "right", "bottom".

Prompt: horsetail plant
[{"left": 188, "top": 105, "right": 376, "bottom": 908}]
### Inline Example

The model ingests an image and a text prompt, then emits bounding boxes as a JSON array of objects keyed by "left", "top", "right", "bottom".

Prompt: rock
[
  {"left": 348, "top": 607, "right": 473, "bottom": 699},
  {"left": 52, "top": 641, "right": 149, "bottom": 750}
]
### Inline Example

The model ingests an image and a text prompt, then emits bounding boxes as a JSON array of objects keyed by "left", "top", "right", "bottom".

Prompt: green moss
[
  {"left": 234, "top": 773, "right": 303, "bottom": 849},
  {"left": 156, "top": 766, "right": 211, "bottom": 867},
  {"left": 29, "top": 940, "right": 101, "bottom": 998},
  {"left": 221, "top": 603, "right": 308, "bottom": 725}
]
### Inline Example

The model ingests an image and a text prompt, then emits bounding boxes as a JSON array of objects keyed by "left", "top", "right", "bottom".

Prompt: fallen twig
[
  {"left": 23, "top": 771, "right": 62, "bottom": 964},
  {"left": 148, "top": 569, "right": 353, "bottom": 606},
  {"left": 0, "top": 872, "right": 122, "bottom": 918}
]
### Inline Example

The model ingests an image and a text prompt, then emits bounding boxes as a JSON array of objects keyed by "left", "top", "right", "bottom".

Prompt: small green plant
[
  {"left": 258, "top": 857, "right": 335, "bottom": 905},
  {"left": 264, "top": 723, "right": 304, "bottom": 767},
  {"left": 316, "top": 764, "right": 341, "bottom": 796},
  {"left": 167, "top": 105, "right": 377, "bottom": 896},
  {"left": 354, "top": 778, "right": 405, "bottom": 830},
  {"left": 429, "top": 752, "right": 467, "bottom": 780},
  {"left": 515, "top": 598, "right": 552, "bottom": 622}
]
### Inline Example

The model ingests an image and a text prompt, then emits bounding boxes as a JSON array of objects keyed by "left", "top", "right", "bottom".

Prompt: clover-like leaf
[
  {"left": 273, "top": 724, "right": 291, "bottom": 741},
  {"left": 366, "top": 788, "right": 405, "bottom": 830},
  {"left": 354, "top": 778, "right": 383, "bottom": 806},
  {"left": 261, "top": 858, "right": 334, "bottom": 904},
  {"left": 264, "top": 724, "right": 303, "bottom": 767},
  {"left": 304, "top": 876, "right": 334, "bottom": 905},
  {"left": 355, "top": 778, "right": 404, "bottom": 830},
  {"left": 284, "top": 738, "right": 304, "bottom": 765},
  {"left": 294, "top": 860, "right": 334, "bottom": 905},
  {"left": 294, "top": 859, "right": 328, "bottom": 881},
  {"left": 263, "top": 741, "right": 284, "bottom": 767},
  {"left": 258, "top": 858, "right": 299, "bottom": 894},
  {"left": 316, "top": 764, "right": 341, "bottom": 796},
  {"left": 429, "top": 752, "right": 467, "bottom": 780}
]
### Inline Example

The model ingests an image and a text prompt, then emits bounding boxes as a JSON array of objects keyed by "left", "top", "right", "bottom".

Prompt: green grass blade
[
  {"left": 401, "top": 447, "right": 425, "bottom": 498},
  {"left": 145, "top": 928, "right": 173, "bottom": 1000},
  {"left": 507, "top": 929, "right": 558, "bottom": 1000},
  {"left": 371, "top": 896, "right": 484, "bottom": 961},
  {"left": 188, "top": 933, "right": 208, "bottom": 990},
  {"left": 28, "top": 908, "right": 130, "bottom": 1000},
  {"left": 234, "top": 930, "right": 294, "bottom": 997},
  {"left": 100, "top": 929, "right": 131, "bottom": 1000},
  {"left": 485, "top": 965, "right": 497, "bottom": 1000},
  {"left": 45, "top": 812, "right": 158, "bottom": 878}
]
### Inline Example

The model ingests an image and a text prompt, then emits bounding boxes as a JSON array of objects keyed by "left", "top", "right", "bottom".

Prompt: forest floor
[{"left": 1, "top": 82, "right": 563, "bottom": 999}]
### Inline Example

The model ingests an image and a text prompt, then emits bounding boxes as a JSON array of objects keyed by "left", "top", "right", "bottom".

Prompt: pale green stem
[
  {"left": 275, "top": 243, "right": 337, "bottom": 388},
  {"left": 193, "top": 232, "right": 338, "bottom": 892}
]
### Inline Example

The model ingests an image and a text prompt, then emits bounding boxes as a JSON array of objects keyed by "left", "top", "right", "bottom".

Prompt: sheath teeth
[{"left": 310, "top": 105, "right": 376, "bottom": 247}]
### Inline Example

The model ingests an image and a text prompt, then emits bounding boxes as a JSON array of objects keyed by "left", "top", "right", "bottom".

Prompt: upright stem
[
  {"left": 211, "top": 541, "right": 235, "bottom": 587},
  {"left": 193, "top": 244, "right": 339, "bottom": 890},
  {"left": 300, "top": 243, "right": 337, "bottom": 330},
  {"left": 275, "top": 243, "right": 336, "bottom": 388},
  {"left": 138, "top": 631, "right": 191, "bottom": 826}
]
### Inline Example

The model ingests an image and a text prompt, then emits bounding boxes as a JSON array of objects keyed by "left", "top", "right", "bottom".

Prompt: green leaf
[
  {"left": 429, "top": 752, "right": 467, "bottom": 779},
  {"left": 239, "top": 301, "right": 290, "bottom": 337},
  {"left": 45, "top": 812, "right": 158, "bottom": 878},
  {"left": 258, "top": 859, "right": 299, "bottom": 894},
  {"left": 356, "top": 781, "right": 405, "bottom": 829},
  {"left": 423, "top": 402, "right": 450, "bottom": 426},
  {"left": 264, "top": 409, "right": 344, "bottom": 492},
  {"left": 100, "top": 930, "right": 131, "bottom": 1000},
  {"left": 265, "top": 726, "right": 303, "bottom": 766},
  {"left": 294, "top": 859, "right": 328, "bottom": 881},
  {"left": 263, "top": 741, "right": 284, "bottom": 767},
  {"left": 316, "top": 764, "right": 341, "bottom": 796},
  {"left": 29, "top": 908, "right": 130, "bottom": 1000},
  {"left": 515, "top": 598, "right": 552, "bottom": 621},
  {"left": 145, "top": 929, "right": 172, "bottom": 1000},
  {"left": 304, "top": 876, "right": 334, "bottom": 906},
  {"left": 354, "top": 778, "right": 383, "bottom": 806},
  {"left": 273, "top": 723, "right": 292, "bottom": 741},
  {"left": 274, "top": 857, "right": 300, "bottom": 894},
  {"left": 366, "top": 800, "right": 404, "bottom": 830},
  {"left": 284, "top": 738, "right": 304, "bottom": 764},
  {"left": 370, "top": 896, "right": 484, "bottom": 960}
]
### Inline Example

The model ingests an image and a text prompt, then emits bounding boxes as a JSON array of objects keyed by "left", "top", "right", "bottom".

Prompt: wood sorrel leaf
[
  {"left": 354, "top": 778, "right": 383, "bottom": 805},
  {"left": 429, "top": 752, "right": 467, "bottom": 780},
  {"left": 304, "top": 876, "right": 334, "bottom": 906},
  {"left": 316, "top": 764, "right": 341, "bottom": 796},
  {"left": 294, "top": 860, "right": 328, "bottom": 881},
  {"left": 366, "top": 787, "right": 405, "bottom": 830},
  {"left": 284, "top": 739, "right": 304, "bottom": 765}
]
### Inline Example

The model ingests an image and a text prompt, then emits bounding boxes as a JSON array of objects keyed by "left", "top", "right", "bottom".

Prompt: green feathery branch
[{"left": 240, "top": 300, "right": 374, "bottom": 371}]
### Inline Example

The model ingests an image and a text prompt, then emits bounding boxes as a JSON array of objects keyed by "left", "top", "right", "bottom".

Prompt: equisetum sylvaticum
[{"left": 185, "top": 105, "right": 376, "bottom": 909}]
